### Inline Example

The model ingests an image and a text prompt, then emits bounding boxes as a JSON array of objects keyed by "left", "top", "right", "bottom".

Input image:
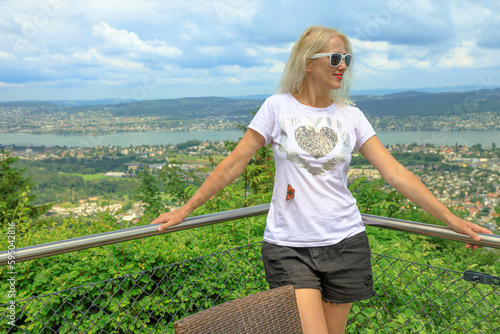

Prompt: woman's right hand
[
  {"left": 151, "top": 208, "right": 188, "bottom": 232},
  {"left": 150, "top": 129, "right": 265, "bottom": 233}
]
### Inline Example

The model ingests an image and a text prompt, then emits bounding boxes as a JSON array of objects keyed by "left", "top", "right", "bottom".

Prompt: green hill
[
  {"left": 353, "top": 88, "right": 500, "bottom": 117},
  {"left": 79, "top": 96, "right": 263, "bottom": 118},
  {"left": 2, "top": 88, "right": 500, "bottom": 118}
]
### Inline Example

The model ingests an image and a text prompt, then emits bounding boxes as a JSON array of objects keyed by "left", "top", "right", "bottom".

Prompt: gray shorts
[{"left": 261, "top": 231, "right": 375, "bottom": 304}]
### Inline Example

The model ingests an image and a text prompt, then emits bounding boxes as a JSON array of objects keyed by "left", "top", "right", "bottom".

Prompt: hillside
[
  {"left": 101, "top": 96, "right": 263, "bottom": 118},
  {"left": 353, "top": 88, "right": 500, "bottom": 117},
  {"left": 1, "top": 88, "right": 500, "bottom": 119}
]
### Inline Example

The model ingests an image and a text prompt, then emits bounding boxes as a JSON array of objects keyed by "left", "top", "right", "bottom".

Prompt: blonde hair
[{"left": 276, "top": 26, "right": 354, "bottom": 106}]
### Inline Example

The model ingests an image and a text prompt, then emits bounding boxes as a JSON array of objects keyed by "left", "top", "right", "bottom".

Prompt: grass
[{"left": 58, "top": 172, "right": 112, "bottom": 181}]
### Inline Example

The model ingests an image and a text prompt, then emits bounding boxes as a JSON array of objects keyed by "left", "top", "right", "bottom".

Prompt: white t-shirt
[{"left": 248, "top": 93, "right": 376, "bottom": 247}]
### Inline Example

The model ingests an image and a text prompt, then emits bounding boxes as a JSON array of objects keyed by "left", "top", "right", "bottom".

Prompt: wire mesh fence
[
  {"left": 350, "top": 254, "right": 499, "bottom": 333},
  {"left": 1, "top": 242, "right": 498, "bottom": 333}
]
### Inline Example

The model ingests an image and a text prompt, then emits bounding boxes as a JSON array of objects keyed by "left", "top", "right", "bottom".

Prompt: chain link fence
[{"left": 1, "top": 242, "right": 498, "bottom": 333}]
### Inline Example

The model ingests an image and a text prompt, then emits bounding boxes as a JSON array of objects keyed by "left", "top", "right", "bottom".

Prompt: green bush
[{"left": 1, "top": 161, "right": 498, "bottom": 332}]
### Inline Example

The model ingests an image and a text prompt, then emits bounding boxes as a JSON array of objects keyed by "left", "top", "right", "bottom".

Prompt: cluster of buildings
[
  {"left": 369, "top": 111, "right": 500, "bottom": 131},
  {"left": 4, "top": 140, "right": 499, "bottom": 229},
  {"left": 49, "top": 201, "right": 146, "bottom": 223},
  {"left": 6, "top": 140, "right": 228, "bottom": 163},
  {"left": 353, "top": 144, "right": 499, "bottom": 230},
  {"left": 0, "top": 105, "right": 244, "bottom": 135}
]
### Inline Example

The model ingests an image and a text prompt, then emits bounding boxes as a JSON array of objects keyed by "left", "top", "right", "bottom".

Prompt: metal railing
[
  {"left": 0, "top": 204, "right": 270, "bottom": 266},
  {"left": 1, "top": 204, "right": 499, "bottom": 266},
  {"left": 1, "top": 205, "right": 499, "bottom": 333}
]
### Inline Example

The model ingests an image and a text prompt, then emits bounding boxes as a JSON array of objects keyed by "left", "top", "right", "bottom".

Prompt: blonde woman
[{"left": 152, "top": 26, "right": 492, "bottom": 334}]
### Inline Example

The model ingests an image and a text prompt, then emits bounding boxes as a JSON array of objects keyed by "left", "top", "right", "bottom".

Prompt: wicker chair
[{"left": 174, "top": 285, "right": 303, "bottom": 334}]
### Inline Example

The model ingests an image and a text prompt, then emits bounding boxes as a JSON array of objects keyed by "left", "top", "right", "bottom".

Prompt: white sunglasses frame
[{"left": 309, "top": 52, "right": 352, "bottom": 68}]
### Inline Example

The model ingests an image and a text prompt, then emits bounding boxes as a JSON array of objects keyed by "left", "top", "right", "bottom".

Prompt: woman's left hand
[
  {"left": 359, "top": 137, "right": 495, "bottom": 251},
  {"left": 445, "top": 217, "right": 494, "bottom": 250}
]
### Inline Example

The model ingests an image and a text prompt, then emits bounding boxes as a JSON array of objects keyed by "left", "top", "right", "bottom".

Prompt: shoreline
[{"left": 1, "top": 129, "right": 499, "bottom": 148}]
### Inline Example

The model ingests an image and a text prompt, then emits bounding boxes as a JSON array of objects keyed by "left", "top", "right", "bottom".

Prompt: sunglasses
[{"left": 309, "top": 52, "right": 352, "bottom": 68}]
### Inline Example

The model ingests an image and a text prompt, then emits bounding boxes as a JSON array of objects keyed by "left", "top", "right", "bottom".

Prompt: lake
[{"left": 0, "top": 130, "right": 499, "bottom": 148}]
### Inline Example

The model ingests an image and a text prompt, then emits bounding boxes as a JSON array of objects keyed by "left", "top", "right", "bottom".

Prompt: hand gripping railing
[
  {"left": 1, "top": 203, "right": 499, "bottom": 266},
  {"left": 361, "top": 213, "right": 499, "bottom": 247}
]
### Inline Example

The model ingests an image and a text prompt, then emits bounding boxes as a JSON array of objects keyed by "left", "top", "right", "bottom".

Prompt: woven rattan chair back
[{"left": 174, "top": 285, "right": 303, "bottom": 334}]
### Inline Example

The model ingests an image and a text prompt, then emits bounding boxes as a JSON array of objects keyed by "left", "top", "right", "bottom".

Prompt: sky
[{"left": 1, "top": 0, "right": 500, "bottom": 102}]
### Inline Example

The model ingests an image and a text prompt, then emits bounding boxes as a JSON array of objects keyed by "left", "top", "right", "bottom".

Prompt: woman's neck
[{"left": 292, "top": 87, "right": 332, "bottom": 108}]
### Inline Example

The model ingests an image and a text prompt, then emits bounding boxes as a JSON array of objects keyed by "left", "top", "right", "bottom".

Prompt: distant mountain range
[
  {"left": 352, "top": 88, "right": 500, "bottom": 117},
  {"left": 350, "top": 85, "right": 498, "bottom": 96},
  {"left": 2, "top": 88, "right": 500, "bottom": 118}
]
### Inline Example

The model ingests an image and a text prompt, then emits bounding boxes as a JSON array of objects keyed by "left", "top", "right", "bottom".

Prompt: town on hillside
[
  {"left": 2, "top": 100, "right": 500, "bottom": 135},
  {"left": 3, "top": 140, "right": 499, "bottom": 232}
]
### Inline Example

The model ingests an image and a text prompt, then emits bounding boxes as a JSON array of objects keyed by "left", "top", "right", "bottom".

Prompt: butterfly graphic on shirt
[{"left": 286, "top": 184, "right": 295, "bottom": 201}]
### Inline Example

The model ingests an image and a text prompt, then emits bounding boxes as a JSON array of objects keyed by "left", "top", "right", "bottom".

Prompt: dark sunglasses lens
[
  {"left": 330, "top": 54, "right": 342, "bottom": 67},
  {"left": 345, "top": 55, "right": 352, "bottom": 67}
]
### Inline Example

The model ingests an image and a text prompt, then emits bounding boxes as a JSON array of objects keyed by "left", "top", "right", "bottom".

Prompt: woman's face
[{"left": 306, "top": 36, "right": 348, "bottom": 92}]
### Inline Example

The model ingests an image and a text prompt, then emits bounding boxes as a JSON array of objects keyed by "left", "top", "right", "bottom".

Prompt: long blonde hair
[{"left": 276, "top": 26, "right": 354, "bottom": 106}]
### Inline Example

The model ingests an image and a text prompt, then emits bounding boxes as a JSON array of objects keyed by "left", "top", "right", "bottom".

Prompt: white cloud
[
  {"left": 257, "top": 44, "right": 294, "bottom": 55},
  {"left": 0, "top": 50, "right": 14, "bottom": 59},
  {"left": 210, "top": 0, "right": 258, "bottom": 21},
  {"left": 448, "top": 1, "right": 500, "bottom": 49},
  {"left": 262, "top": 59, "right": 286, "bottom": 74},
  {"left": 245, "top": 43, "right": 294, "bottom": 58},
  {"left": 92, "top": 23, "right": 182, "bottom": 58},
  {"left": 352, "top": 64, "right": 378, "bottom": 79},
  {"left": 0, "top": 81, "right": 23, "bottom": 88},
  {"left": 0, "top": 0, "right": 499, "bottom": 101},
  {"left": 449, "top": 1, "right": 497, "bottom": 34},
  {"left": 405, "top": 59, "right": 431, "bottom": 69},
  {"left": 179, "top": 22, "right": 200, "bottom": 42},
  {"left": 403, "top": 0, "right": 438, "bottom": 16},
  {"left": 71, "top": 0, "right": 160, "bottom": 23},
  {"left": 72, "top": 48, "right": 144, "bottom": 70},
  {"left": 352, "top": 39, "right": 392, "bottom": 53},
  {"left": 197, "top": 46, "right": 226, "bottom": 57},
  {"left": 71, "top": 48, "right": 101, "bottom": 64},
  {"left": 361, "top": 53, "right": 402, "bottom": 71},
  {"left": 51, "top": 54, "right": 67, "bottom": 62},
  {"left": 245, "top": 48, "right": 259, "bottom": 57},
  {"left": 352, "top": 38, "right": 433, "bottom": 71},
  {"left": 437, "top": 41, "right": 475, "bottom": 69}
]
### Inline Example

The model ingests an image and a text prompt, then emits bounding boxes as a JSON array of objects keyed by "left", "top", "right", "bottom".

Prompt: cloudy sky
[{"left": 1, "top": 0, "right": 500, "bottom": 101}]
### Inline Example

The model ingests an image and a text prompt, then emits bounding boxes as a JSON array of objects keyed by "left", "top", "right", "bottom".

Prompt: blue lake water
[{"left": 0, "top": 130, "right": 499, "bottom": 148}]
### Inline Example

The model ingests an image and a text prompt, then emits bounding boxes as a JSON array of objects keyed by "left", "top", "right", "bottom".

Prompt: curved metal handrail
[
  {"left": 0, "top": 204, "right": 270, "bottom": 266},
  {"left": 362, "top": 214, "right": 499, "bottom": 248},
  {"left": 1, "top": 203, "right": 498, "bottom": 266}
]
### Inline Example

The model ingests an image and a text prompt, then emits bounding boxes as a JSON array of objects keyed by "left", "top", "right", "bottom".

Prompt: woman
[{"left": 152, "top": 26, "right": 493, "bottom": 334}]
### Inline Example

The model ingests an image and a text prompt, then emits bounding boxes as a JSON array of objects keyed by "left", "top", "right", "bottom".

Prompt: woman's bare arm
[
  {"left": 359, "top": 135, "right": 493, "bottom": 247},
  {"left": 151, "top": 129, "right": 265, "bottom": 231}
]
